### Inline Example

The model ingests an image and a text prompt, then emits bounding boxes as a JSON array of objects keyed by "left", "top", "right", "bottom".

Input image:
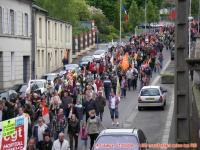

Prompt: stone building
[{"left": 0, "top": 0, "right": 32, "bottom": 90}]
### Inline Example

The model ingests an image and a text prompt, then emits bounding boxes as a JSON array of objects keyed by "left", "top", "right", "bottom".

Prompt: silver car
[
  {"left": 138, "top": 86, "right": 167, "bottom": 111},
  {"left": 93, "top": 129, "right": 148, "bottom": 150}
]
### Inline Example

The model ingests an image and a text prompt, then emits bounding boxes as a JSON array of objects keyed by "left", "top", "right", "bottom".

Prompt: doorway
[{"left": 23, "top": 56, "right": 30, "bottom": 83}]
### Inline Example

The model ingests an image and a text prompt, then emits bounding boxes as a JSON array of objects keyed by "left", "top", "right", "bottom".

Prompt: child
[{"left": 80, "top": 121, "right": 88, "bottom": 150}]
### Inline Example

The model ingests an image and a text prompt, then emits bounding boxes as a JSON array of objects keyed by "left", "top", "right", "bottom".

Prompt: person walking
[
  {"left": 120, "top": 76, "right": 127, "bottom": 98},
  {"left": 103, "top": 76, "right": 112, "bottom": 100},
  {"left": 80, "top": 121, "right": 88, "bottom": 150},
  {"left": 126, "top": 68, "right": 133, "bottom": 91},
  {"left": 87, "top": 109, "right": 104, "bottom": 150},
  {"left": 41, "top": 133, "right": 53, "bottom": 150},
  {"left": 108, "top": 91, "right": 120, "bottom": 126},
  {"left": 52, "top": 108, "right": 67, "bottom": 140},
  {"left": 68, "top": 114, "right": 80, "bottom": 150},
  {"left": 33, "top": 117, "right": 49, "bottom": 150},
  {"left": 52, "top": 132, "right": 70, "bottom": 150},
  {"left": 95, "top": 91, "right": 106, "bottom": 121}
]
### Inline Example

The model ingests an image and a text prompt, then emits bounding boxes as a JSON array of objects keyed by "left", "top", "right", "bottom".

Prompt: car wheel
[
  {"left": 138, "top": 106, "right": 142, "bottom": 111},
  {"left": 161, "top": 105, "right": 165, "bottom": 110},
  {"left": 164, "top": 101, "right": 166, "bottom": 106}
]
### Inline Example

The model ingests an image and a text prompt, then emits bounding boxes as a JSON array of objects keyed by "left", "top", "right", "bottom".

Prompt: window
[
  {"left": 10, "top": 9, "right": 14, "bottom": 35},
  {"left": 60, "top": 24, "right": 62, "bottom": 42},
  {"left": 11, "top": 52, "right": 15, "bottom": 80},
  {"left": 55, "top": 23, "right": 57, "bottom": 40},
  {"left": 38, "top": 50, "right": 40, "bottom": 67},
  {"left": 24, "top": 13, "right": 28, "bottom": 36},
  {"left": 39, "top": 18, "right": 42, "bottom": 38},
  {"left": 0, "top": 7, "right": 2, "bottom": 34},
  {"left": 61, "top": 51, "right": 63, "bottom": 59},
  {"left": 48, "top": 21, "right": 50, "bottom": 40},
  {"left": 65, "top": 26, "right": 67, "bottom": 42},
  {"left": 55, "top": 50, "right": 57, "bottom": 66},
  {"left": 42, "top": 50, "right": 44, "bottom": 66}
]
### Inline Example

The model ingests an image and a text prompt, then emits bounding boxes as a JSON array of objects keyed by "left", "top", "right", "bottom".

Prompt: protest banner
[{"left": 0, "top": 116, "right": 28, "bottom": 150}]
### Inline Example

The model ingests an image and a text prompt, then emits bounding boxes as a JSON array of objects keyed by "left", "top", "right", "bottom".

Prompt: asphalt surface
[{"left": 69, "top": 44, "right": 175, "bottom": 150}]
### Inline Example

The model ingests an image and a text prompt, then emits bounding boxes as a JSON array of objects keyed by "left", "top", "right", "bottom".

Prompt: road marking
[
  {"left": 123, "top": 59, "right": 171, "bottom": 128},
  {"left": 151, "top": 59, "right": 171, "bottom": 85},
  {"left": 161, "top": 88, "right": 174, "bottom": 145}
]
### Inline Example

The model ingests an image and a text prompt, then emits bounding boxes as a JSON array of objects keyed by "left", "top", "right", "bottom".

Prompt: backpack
[{"left": 144, "top": 67, "right": 151, "bottom": 76}]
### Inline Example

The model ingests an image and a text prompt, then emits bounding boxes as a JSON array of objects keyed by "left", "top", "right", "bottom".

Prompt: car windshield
[
  {"left": 141, "top": 88, "right": 160, "bottom": 96},
  {"left": 82, "top": 57, "right": 92, "bottom": 62},
  {"left": 93, "top": 135, "right": 139, "bottom": 150},
  {"left": 94, "top": 50, "right": 105, "bottom": 55},
  {"left": 19, "top": 85, "right": 28, "bottom": 92},
  {"left": 31, "top": 81, "right": 44, "bottom": 88},
  {"left": 47, "top": 75, "right": 56, "bottom": 81}
]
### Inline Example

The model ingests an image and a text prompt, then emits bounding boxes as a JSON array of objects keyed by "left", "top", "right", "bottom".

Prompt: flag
[
  {"left": 42, "top": 104, "right": 50, "bottom": 124},
  {"left": 122, "top": 5, "right": 128, "bottom": 23},
  {"left": 116, "top": 77, "right": 121, "bottom": 97},
  {"left": 121, "top": 52, "right": 129, "bottom": 70},
  {"left": 168, "top": 9, "right": 176, "bottom": 21}
]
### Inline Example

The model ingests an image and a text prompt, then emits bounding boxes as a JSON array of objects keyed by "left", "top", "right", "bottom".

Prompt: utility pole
[
  {"left": 175, "top": 0, "right": 190, "bottom": 146},
  {"left": 198, "top": 0, "right": 200, "bottom": 32},
  {"left": 189, "top": 0, "right": 192, "bottom": 58},
  {"left": 119, "top": 0, "right": 122, "bottom": 43},
  {"left": 145, "top": 0, "right": 147, "bottom": 33}
]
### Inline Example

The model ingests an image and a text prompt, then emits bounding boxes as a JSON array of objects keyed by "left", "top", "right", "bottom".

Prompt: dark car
[
  {"left": 93, "top": 129, "right": 149, "bottom": 150},
  {"left": 171, "top": 45, "right": 175, "bottom": 60},
  {"left": 0, "top": 90, "right": 18, "bottom": 101},
  {"left": 79, "top": 56, "right": 93, "bottom": 67}
]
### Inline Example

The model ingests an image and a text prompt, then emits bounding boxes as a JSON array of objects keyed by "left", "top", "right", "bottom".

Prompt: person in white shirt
[
  {"left": 33, "top": 117, "right": 49, "bottom": 149},
  {"left": 52, "top": 132, "right": 70, "bottom": 150},
  {"left": 108, "top": 91, "right": 120, "bottom": 126}
]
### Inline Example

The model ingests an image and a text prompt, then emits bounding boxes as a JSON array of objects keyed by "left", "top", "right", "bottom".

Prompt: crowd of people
[{"left": 0, "top": 26, "right": 175, "bottom": 150}]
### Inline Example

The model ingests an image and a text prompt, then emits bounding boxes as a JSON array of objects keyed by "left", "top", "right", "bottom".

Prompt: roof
[
  {"left": 32, "top": 4, "right": 48, "bottom": 13},
  {"left": 100, "top": 129, "right": 135, "bottom": 135},
  {"left": 47, "top": 16, "right": 71, "bottom": 25},
  {"left": 141, "top": 86, "right": 160, "bottom": 89}
]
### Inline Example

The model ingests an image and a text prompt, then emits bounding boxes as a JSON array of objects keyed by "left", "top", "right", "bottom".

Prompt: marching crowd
[{"left": 0, "top": 26, "right": 175, "bottom": 150}]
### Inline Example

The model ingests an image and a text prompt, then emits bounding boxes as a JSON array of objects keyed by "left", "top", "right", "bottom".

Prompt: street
[{"left": 74, "top": 44, "right": 175, "bottom": 149}]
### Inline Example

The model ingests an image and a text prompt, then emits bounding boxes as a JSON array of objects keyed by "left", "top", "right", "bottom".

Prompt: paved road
[{"left": 71, "top": 44, "right": 175, "bottom": 149}]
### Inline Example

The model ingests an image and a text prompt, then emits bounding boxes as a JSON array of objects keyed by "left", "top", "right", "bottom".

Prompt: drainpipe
[
  {"left": 45, "top": 15, "right": 48, "bottom": 73},
  {"left": 31, "top": 8, "right": 36, "bottom": 79}
]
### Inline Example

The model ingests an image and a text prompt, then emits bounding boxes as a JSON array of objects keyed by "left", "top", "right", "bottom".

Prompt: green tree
[
  {"left": 147, "top": 0, "right": 155, "bottom": 23},
  {"left": 114, "top": 1, "right": 120, "bottom": 30},
  {"left": 138, "top": 7, "right": 145, "bottom": 24},
  {"left": 191, "top": 0, "right": 199, "bottom": 17},
  {"left": 154, "top": 5, "right": 160, "bottom": 22},
  {"left": 129, "top": 0, "right": 139, "bottom": 29}
]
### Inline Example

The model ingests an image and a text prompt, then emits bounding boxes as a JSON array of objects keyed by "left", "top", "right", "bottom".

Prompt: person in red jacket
[{"left": 95, "top": 77, "right": 103, "bottom": 92}]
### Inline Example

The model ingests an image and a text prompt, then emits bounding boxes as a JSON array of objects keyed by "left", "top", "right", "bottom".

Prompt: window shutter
[
  {"left": 14, "top": 11, "right": 17, "bottom": 35},
  {"left": 2, "top": 8, "right": 4, "bottom": 34},
  {"left": 8, "top": 9, "right": 11, "bottom": 34}
]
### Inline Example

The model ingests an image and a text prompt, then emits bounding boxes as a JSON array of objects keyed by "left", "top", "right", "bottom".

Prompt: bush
[{"left": 160, "top": 72, "right": 174, "bottom": 84}]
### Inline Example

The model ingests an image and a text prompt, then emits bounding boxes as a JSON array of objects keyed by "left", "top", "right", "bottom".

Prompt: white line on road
[
  {"left": 123, "top": 59, "right": 172, "bottom": 128},
  {"left": 161, "top": 88, "right": 174, "bottom": 145},
  {"left": 151, "top": 59, "right": 171, "bottom": 86}
]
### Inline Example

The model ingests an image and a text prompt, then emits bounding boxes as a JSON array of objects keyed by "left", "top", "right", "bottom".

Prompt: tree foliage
[{"left": 129, "top": 0, "right": 139, "bottom": 29}]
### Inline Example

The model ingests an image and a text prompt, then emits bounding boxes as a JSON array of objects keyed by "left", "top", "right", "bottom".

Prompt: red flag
[
  {"left": 168, "top": 9, "right": 176, "bottom": 21},
  {"left": 42, "top": 104, "right": 50, "bottom": 124}
]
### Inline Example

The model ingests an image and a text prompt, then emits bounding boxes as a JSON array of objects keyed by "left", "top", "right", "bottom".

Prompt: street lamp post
[{"left": 145, "top": 0, "right": 147, "bottom": 33}]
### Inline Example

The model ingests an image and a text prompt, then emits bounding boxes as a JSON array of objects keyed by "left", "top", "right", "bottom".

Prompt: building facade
[
  {"left": 32, "top": 5, "right": 72, "bottom": 79},
  {"left": 0, "top": 0, "right": 32, "bottom": 90}
]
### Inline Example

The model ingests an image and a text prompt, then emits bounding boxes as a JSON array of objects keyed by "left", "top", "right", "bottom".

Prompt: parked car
[
  {"left": 93, "top": 49, "right": 106, "bottom": 62},
  {"left": 0, "top": 90, "right": 18, "bottom": 101},
  {"left": 79, "top": 56, "right": 94, "bottom": 67},
  {"left": 93, "top": 129, "right": 148, "bottom": 150},
  {"left": 12, "top": 83, "right": 27, "bottom": 93},
  {"left": 138, "top": 86, "right": 167, "bottom": 111},
  {"left": 41, "top": 73, "right": 59, "bottom": 84},
  {"left": 18, "top": 84, "right": 28, "bottom": 97},
  {"left": 26, "top": 79, "right": 47, "bottom": 95},
  {"left": 171, "top": 45, "right": 175, "bottom": 60},
  {"left": 64, "top": 64, "right": 80, "bottom": 74}
]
